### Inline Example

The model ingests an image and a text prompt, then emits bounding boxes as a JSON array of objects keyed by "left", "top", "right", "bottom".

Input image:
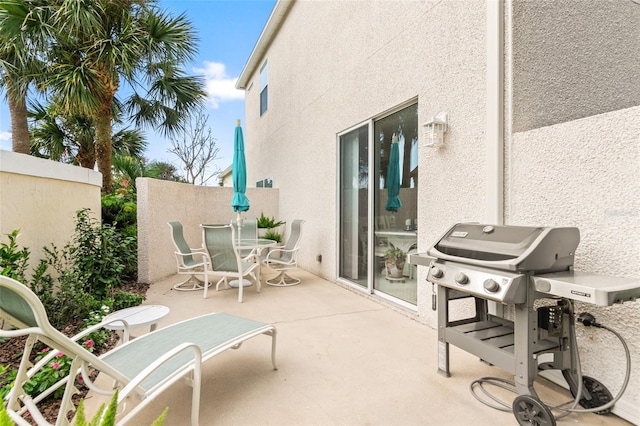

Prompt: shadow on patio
[{"left": 84, "top": 270, "right": 630, "bottom": 426}]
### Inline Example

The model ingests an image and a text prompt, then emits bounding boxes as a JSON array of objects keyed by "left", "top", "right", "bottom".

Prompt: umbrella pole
[{"left": 236, "top": 212, "right": 243, "bottom": 245}]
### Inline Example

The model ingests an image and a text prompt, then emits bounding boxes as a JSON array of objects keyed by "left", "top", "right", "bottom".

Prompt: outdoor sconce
[{"left": 422, "top": 112, "right": 448, "bottom": 148}]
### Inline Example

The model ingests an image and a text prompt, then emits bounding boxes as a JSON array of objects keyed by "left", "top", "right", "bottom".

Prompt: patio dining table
[
  {"left": 237, "top": 238, "right": 277, "bottom": 253},
  {"left": 229, "top": 238, "right": 277, "bottom": 288}
]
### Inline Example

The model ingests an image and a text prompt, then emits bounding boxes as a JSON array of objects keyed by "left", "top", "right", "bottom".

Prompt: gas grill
[{"left": 410, "top": 223, "right": 640, "bottom": 425}]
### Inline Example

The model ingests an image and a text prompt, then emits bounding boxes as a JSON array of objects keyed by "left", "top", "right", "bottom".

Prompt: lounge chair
[
  {"left": 261, "top": 219, "right": 305, "bottom": 286},
  {"left": 0, "top": 275, "right": 277, "bottom": 426},
  {"left": 168, "top": 221, "right": 209, "bottom": 291},
  {"left": 201, "top": 224, "right": 261, "bottom": 303}
]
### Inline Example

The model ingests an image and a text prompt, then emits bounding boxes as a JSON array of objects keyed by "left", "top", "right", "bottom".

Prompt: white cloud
[
  {"left": 193, "top": 61, "right": 244, "bottom": 108},
  {"left": 0, "top": 131, "right": 11, "bottom": 141}
]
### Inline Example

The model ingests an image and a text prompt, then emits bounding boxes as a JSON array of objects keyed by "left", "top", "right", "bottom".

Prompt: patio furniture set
[
  {"left": 169, "top": 219, "right": 305, "bottom": 302},
  {"left": 0, "top": 219, "right": 305, "bottom": 424},
  {"left": 0, "top": 275, "right": 277, "bottom": 426}
]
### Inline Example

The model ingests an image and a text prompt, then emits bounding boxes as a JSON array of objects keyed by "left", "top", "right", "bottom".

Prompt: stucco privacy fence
[
  {"left": 136, "top": 177, "right": 279, "bottom": 284},
  {"left": 0, "top": 150, "right": 102, "bottom": 275}
]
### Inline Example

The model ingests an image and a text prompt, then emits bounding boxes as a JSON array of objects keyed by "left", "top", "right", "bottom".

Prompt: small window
[
  {"left": 259, "top": 61, "right": 268, "bottom": 116},
  {"left": 256, "top": 178, "right": 273, "bottom": 188}
]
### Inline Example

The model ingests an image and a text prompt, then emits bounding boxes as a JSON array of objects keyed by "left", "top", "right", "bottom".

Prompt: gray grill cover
[{"left": 427, "top": 223, "right": 580, "bottom": 273}]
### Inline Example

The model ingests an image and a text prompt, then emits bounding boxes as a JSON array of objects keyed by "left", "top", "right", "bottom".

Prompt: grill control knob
[
  {"left": 431, "top": 267, "right": 444, "bottom": 279},
  {"left": 484, "top": 279, "right": 500, "bottom": 293},
  {"left": 455, "top": 273, "right": 469, "bottom": 285}
]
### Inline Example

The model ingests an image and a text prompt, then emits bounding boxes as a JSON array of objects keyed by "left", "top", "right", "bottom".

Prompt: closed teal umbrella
[
  {"left": 385, "top": 134, "right": 402, "bottom": 212},
  {"left": 232, "top": 119, "right": 250, "bottom": 214}
]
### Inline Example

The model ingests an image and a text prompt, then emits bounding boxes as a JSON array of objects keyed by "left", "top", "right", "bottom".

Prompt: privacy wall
[{"left": 0, "top": 150, "right": 101, "bottom": 274}]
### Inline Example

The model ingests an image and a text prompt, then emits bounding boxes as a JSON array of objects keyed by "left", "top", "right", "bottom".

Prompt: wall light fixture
[{"left": 422, "top": 112, "right": 448, "bottom": 148}]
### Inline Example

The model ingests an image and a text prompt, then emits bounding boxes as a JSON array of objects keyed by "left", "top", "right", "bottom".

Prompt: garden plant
[{"left": 0, "top": 204, "right": 145, "bottom": 423}]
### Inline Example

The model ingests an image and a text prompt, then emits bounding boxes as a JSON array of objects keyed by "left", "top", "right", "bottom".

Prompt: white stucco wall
[
  {"left": 511, "top": 0, "right": 640, "bottom": 132},
  {"left": 507, "top": 106, "right": 640, "bottom": 413},
  {"left": 239, "top": 0, "right": 639, "bottom": 421},
  {"left": 137, "top": 178, "right": 279, "bottom": 283},
  {"left": 0, "top": 150, "right": 102, "bottom": 274},
  {"left": 243, "top": 0, "right": 487, "bottom": 284}
]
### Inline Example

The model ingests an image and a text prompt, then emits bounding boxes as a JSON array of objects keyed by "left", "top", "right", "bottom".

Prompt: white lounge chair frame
[
  {"left": 0, "top": 275, "right": 277, "bottom": 426},
  {"left": 262, "top": 219, "right": 305, "bottom": 286},
  {"left": 168, "top": 221, "right": 209, "bottom": 291}
]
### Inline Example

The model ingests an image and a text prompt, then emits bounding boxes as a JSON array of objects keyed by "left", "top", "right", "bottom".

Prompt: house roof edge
[{"left": 236, "top": 0, "right": 295, "bottom": 90}]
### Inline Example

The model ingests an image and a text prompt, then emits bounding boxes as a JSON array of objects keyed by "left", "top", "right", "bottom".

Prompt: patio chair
[
  {"left": 0, "top": 275, "right": 277, "bottom": 426},
  {"left": 231, "top": 218, "right": 258, "bottom": 260},
  {"left": 201, "top": 224, "right": 261, "bottom": 303},
  {"left": 168, "top": 221, "right": 209, "bottom": 291},
  {"left": 261, "top": 219, "right": 305, "bottom": 286}
]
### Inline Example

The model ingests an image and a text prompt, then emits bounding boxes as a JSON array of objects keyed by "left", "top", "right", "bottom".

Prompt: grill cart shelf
[
  {"left": 411, "top": 223, "right": 640, "bottom": 426},
  {"left": 435, "top": 285, "right": 571, "bottom": 392}
]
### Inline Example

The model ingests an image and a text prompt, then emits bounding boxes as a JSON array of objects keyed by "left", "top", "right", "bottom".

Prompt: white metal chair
[
  {"left": 201, "top": 224, "right": 261, "bottom": 303},
  {"left": 261, "top": 219, "right": 305, "bottom": 286},
  {"left": 168, "top": 221, "right": 209, "bottom": 291},
  {"left": 0, "top": 275, "right": 278, "bottom": 426}
]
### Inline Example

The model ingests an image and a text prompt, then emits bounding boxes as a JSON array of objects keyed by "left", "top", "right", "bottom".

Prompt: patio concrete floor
[{"left": 85, "top": 270, "right": 631, "bottom": 426}]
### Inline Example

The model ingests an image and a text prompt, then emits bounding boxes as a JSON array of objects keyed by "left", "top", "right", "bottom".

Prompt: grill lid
[{"left": 427, "top": 223, "right": 580, "bottom": 273}]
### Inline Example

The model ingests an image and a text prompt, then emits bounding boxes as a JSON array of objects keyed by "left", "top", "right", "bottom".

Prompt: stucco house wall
[
  {"left": 0, "top": 150, "right": 102, "bottom": 274},
  {"left": 237, "top": 0, "right": 639, "bottom": 421},
  {"left": 511, "top": 0, "right": 640, "bottom": 132},
  {"left": 241, "top": 0, "right": 487, "bottom": 283}
]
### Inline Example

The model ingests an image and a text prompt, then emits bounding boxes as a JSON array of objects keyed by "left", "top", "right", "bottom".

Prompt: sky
[{"left": 0, "top": 0, "right": 277, "bottom": 177}]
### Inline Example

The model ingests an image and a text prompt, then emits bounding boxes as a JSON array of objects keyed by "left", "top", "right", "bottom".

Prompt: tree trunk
[
  {"left": 76, "top": 143, "right": 96, "bottom": 169},
  {"left": 8, "top": 94, "right": 30, "bottom": 154},
  {"left": 94, "top": 103, "right": 113, "bottom": 193}
]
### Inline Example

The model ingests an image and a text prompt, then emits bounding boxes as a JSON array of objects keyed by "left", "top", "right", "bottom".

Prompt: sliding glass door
[
  {"left": 338, "top": 103, "right": 418, "bottom": 305},
  {"left": 338, "top": 125, "right": 369, "bottom": 287}
]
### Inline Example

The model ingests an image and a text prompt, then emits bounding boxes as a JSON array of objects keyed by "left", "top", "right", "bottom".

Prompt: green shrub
[
  {"left": 23, "top": 344, "right": 85, "bottom": 398},
  {"left": 2, "top": 208, "right": 141, "bottom": 328},
  {"left": 69, "top": 209, "right": 128, "bottom": 297},
  {"left": 0, "top": 229, "right": 29, "bottom": 281},
  {"left": 257, "top": 212, "right": 285, "bottom": 229},
  {"left": 0, "top": 365, "right": 16, "bottom": 401},
  {"left": 102, "top": 194, "right": 138, "bottom": 280},
  {"left": 82, "top": 306, "right": 113, "bottom": 347},
  {"left": 112, "top": 290, "right": 146, "bottom": 311},
  {"left": 101, "top": 194, "right": 137, "bottom": 237},
  {"left": 263, "top": 229, "right": 283, "bottom": 243}
]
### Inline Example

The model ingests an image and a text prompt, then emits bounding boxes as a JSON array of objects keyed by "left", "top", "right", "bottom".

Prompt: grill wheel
[{"left": 512, "top": 394, "right": 556, "bottom": 426}]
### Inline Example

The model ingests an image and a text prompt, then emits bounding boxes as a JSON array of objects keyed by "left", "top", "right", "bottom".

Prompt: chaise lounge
[{"left": 0, "top": 275, "right": 278, "bottom": 425}]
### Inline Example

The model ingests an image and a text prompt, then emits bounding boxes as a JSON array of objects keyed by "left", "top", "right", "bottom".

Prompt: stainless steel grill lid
[{"left": 427, "top": 223, "right": 580, "bottom": 273}]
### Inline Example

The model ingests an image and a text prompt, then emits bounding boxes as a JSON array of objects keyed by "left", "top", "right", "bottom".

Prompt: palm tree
[
  {"left": 0, "top": 0, "right": 51, "bottom": 154},
  {"left": 29, "top": 100, "right": 147, "bottom": 169},
  {"left": 1, "top": 0, "right": 206, "bottom": 193},
  {"left": 112, "top": 155, "right": 183, "bottom": 192}
]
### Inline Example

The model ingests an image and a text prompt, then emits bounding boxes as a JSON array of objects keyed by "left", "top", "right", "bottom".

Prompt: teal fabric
[
  {"left": 231, "top": 124, "right": 250, "bottom": 213},
  {"left": 0, "top": 285, "right": 38, "bottom": 327},
  {"left": 280, "top": 220, "right": 303, "bottom": 263},
  {"left": 169, "top": 221, "right": 198, "bottom": 266},
  {"left": 385, "top": 138, "right": 402, "bottom": 212},
  {"left": 203, "top": 225, "right": 239, "bottom": 272},
  {"left": 232, "top": 219, "right": 257, "bottom": 258},
  {"left": 101, "top": 313, "right": 270, "bottom": 391}
]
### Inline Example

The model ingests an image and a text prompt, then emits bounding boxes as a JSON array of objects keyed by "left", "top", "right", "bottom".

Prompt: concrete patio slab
[{"left": 83, "top": 270, "right": 631, "bottom": 426}]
